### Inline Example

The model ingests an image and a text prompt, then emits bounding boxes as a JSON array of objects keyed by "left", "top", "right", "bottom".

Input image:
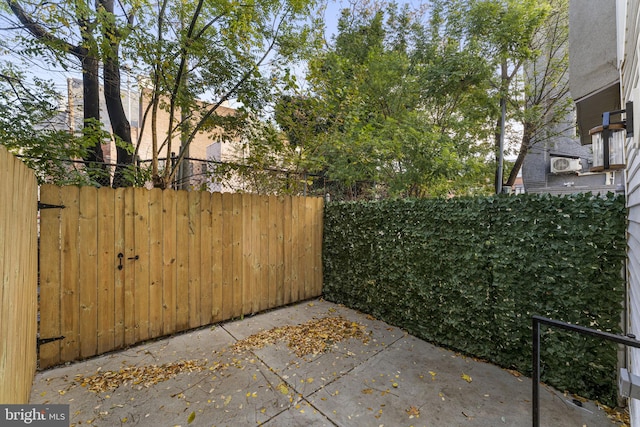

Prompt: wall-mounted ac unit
[{"left": 550, "top": 157, "right": 582, "bottom": 174}]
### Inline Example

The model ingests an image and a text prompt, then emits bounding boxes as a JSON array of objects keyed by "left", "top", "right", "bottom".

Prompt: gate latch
[{"left": 117, "top": 253, "right": 139, "bottom": 270}]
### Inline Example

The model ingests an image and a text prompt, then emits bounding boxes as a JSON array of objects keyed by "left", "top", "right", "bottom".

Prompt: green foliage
[
  {"left": 0, "top": 63, "right": 102, "bottom": 185},
  {"left": 323, "top": 194, "right": 626, "bottom": 406},
  {"left": 267, "top": 2, "right": 496, "bottom": 200},
  {"left": 126, "top": 0, "right": 318, "bottom": 188}
]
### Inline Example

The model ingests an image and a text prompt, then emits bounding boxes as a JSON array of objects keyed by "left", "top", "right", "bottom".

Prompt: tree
[
  {"left": 504, "top": 0, "right": 572, "bottom": 188},
  {"left": 280, "top": 2, "right": 496, "bottom": 199},
  {"left": 1, "top": 0, "right": 316, "bottom": 189},
  {"left": 128, "top": 0, "right": 317, "bottom": 189},
  {"left": 466, "top": 0, "right": 550, "bottom": 193},
  {"left": 3, "top": 0, "right": 137, "bottom": 186},
  {"left": 0, "top": 62, "right": 98, "bottom": 184}
]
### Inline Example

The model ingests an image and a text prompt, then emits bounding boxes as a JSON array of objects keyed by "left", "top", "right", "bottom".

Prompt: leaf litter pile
[
  {"left": 75, "top": 360, "right": 207, "bottom": 393},
  {"left": 74, "top": 316, "right": 368, "bottom": 394},
  {"left": 232, "top": 316, "right": 370, "bottom": 357}
]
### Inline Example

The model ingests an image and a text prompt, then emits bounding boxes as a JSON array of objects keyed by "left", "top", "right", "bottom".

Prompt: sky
[{"left": 321, "top": 0, "right": 427, "bottom": 38}]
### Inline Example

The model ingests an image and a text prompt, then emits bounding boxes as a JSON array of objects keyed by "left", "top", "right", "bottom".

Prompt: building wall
[
  {"left": 135, "top": 89, "right": 238, "bottom": 164},
  {"left": 523, "top": 1, "right": 624, "bottom": 195},
  {"left": 621, "top": 0, "right": 640, "bottom": 424},
  {"left": 68, "top": 79, "right": 244, "bottom": 189},
  {"left": 568, "top": 0, "right": 619, "bottom": 102}
]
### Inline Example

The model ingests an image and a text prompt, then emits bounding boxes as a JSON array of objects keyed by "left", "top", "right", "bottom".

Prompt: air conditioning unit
[{"left": 550, "top": 157, "right": 581, "bottom": 174}]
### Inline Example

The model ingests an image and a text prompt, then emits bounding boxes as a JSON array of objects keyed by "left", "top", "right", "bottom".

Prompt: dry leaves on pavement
[
  {"left": 75, "top": 359, "right": 207, "bottom": 393},
  {"left": 232, "top": 316, "right": 370, "bottom": 357}
]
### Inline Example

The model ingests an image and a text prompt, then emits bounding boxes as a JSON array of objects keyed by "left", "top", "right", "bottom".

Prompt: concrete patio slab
[{"left": 29, "top": 299, "right": 624, "bottom": 426}]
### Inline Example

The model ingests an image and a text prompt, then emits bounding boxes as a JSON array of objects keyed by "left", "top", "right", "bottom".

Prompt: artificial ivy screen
[{"left": 323, "top": 193, "right": 626, "bottom": 406}]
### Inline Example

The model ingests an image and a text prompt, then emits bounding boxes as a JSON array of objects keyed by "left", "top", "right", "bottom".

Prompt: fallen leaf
[
  {"left": 276, "top": 383, "right": 289, "bottom": 395},
  {"left": 461, "top": 373, "right": 472, "bottom": 383},
  {"left": 187, "top": 411, "right": 196, "bottom": 424},
  {"left": 406, "top": 406, "right": 420, "bottom": 416},
  {"left": 361, "top": 388, "right": 373, "bottom": 394},
  {"left": 505, "top": 369, "right": 521, "bottom": 378}
]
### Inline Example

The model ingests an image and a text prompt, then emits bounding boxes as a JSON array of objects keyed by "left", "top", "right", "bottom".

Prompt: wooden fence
[
  {"left": 0, "top": 146, "right": 38, "bottom": 403},
  {"left": 38, "top": 185, "right": 323, "bottom": 369}
]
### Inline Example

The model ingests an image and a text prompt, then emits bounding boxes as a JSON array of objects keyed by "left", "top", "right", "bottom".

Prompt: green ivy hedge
[{"left": 323, "top": 193, "right": 626, "bottom": 406}]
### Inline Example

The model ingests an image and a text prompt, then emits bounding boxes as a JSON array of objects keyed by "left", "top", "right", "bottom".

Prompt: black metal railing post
[
  {"left": 532, "top": 317, "right": 541, "bottom": 426},
  {"left": 532, "top": 315, "right": 640, "bottom": 427}
]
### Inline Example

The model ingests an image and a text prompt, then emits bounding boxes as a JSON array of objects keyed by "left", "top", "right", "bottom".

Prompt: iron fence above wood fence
[{"left": 38, "top": 186, "right": 323, "bottom": 369}]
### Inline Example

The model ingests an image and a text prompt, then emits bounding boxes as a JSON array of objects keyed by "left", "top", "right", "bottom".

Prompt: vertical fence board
[
  {"left": 0, "top": 149, "right": 9, "bottom": 396},
  {"left": 221, "top": 193, "right": 234, "bottom": 320},
  {"left": 123, "top": 189, "right": 136, "bottom": 345},
  {"left": 39, "top": 185, "right": 62, "bottom": 368},
  {"left": 134, "top": 188, "right": 150, "bottom": 342},
  {"left": 275, "top": 196, "right": 285, "bottom": 307},
  {"left": 305, "top": 197, "right": 316, "bottom": 299},
  {"left": 306, "top": 197, "right": 316, "bottom": 299},
  {"left": 283, "top": 197, "right": 292, "bottom": 305},
  {"left": 79, "top": 187, "right": 98, "bottom": 358},
  {"left": 175, "top": 191, "right": 190, "bottom": 330},
  {"left": 211, "top": 193, "right": 223, "bottom": 322},
  {"left": 162, "top": 190, "right": 177, "bottom": 335},
  {"left": 113, "top": 188, "right": 126, "bottom": 348},
  {"left": 20, "top": 162, "right": 38, "bottom": 400},
  {"left": 233, "top": 194, "right": 244, "bottom": 318},
  {"left": 243, "top": 194, "right": 254, "bottom": 314},
  {"left": 148, "top": 188, "right": 163, "bottom": 338},
  {"left": 314, "top": 197, "right": 324, "bottom": 296},
  {"left": 60, "top": 186, "right": 80, "bottom": 362},
  {"left": 0, "top": 149, "right": 10, "bottom": 392},
  {"left": 267, "top": 196, "right": 277, "bottom": 309},
  {"left": 188, "top": 191, "right": 202, "bottom": 328},
  {"left": 200, "top": 193, "right": 213, "bottom": 325},
  {"left": 258, "top": 196, "right": 269, "bottom": 311},
  {"left": 290, "top": 197, "right": 300, "bottom": 303},
  {"left": 25, "top": 166, "right": 38, "bottom": 387},
  {"left": 97, "top": 187, "right": 115, "bottom": 354}
]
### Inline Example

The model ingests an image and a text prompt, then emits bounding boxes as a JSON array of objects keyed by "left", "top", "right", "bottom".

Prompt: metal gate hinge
[
  {"left": 37, "top": 336, "right": 65, "bottom": 346},
  {"left": 38, "top": 202, "right": 66, "bottom": 210}
]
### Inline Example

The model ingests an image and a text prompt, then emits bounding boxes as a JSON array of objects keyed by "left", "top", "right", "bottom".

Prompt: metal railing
[{"left": 532, "top": 315, "right": 640, "bottom": 426}]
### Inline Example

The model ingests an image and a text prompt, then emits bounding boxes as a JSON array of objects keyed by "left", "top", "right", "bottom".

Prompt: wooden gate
[{"left": 38, "top": 185, "right": 323, "bottom": 369}]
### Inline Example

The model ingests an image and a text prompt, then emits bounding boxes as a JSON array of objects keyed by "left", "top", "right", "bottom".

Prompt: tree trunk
[
  {"left": 100, "top": 0, "right": 134, "bottom": 188},
  {"left": 103, "top": 56, "right": 134, "bottom": 187},
  {"left": 81, "top": 53, "right": 110, "bottom": 186},
  {"left": 505, "top": 123, "right": 533, "bottom": 187}
]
